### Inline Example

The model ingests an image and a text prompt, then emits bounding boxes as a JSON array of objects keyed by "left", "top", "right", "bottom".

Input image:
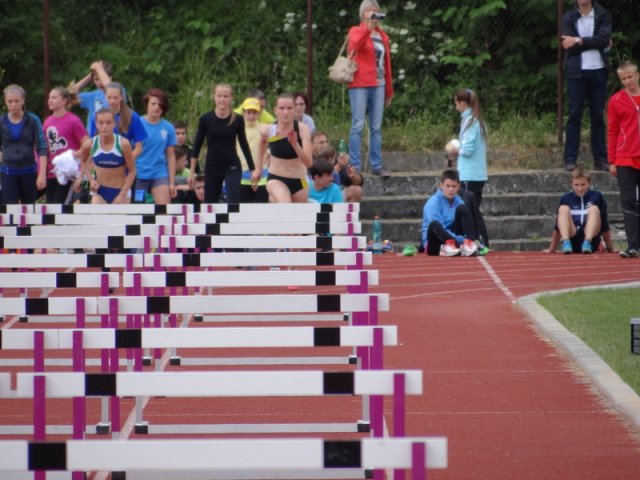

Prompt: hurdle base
[
  {"left": 19, "top": 315, "right": 28, "bottom": 323},
  {"left": 348, "top": 355, "right": 358, "bottom": 365},
  {"left": 343, "top": 314, "right": 350, "bottom": 321},
  {"left": 357, "top": 420, "right": 370, "bottom": 433},
  {"left": 169, "top": 356, "right": 182, "bottom": 366},
  {"left": 96, "top": 422, "right": 111, "bottom": 435},
  {"left": 193, "top": 314, "right": 204, "bottom": 322},
  {"left": 365, "top": 469, "right": 374, "bottom": 479},
  {"left": 142, "top": 356, "right": 153, "bottom": 366},
  {"left": 111, "top": 472, "right": 126, "bottom": 480},
  {"left": 134, "top": 422, "right": 149, "bottom": 434}
]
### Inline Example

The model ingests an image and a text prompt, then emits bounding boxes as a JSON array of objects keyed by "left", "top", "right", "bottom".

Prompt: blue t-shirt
[
  {"left": 136, "top": 118, "right": 176, "bottom": 180},
  {"left": 79, "top": 90, "right": 108, "bottom": 131},
  {"left": 309, "top": 182, "right": 344, "bottom": 204},
  {"left": 89, "top": 110, "right": 148, "bottom": 147}
]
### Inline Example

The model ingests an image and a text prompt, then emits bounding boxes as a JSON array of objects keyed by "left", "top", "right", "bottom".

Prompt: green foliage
[{"left": 0, "top": 0, "right": 638, "bottom": 142}]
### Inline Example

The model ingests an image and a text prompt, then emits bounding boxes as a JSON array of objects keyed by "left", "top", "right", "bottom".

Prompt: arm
[
  {"left": 115, "top": 138, "right": 136, "bottom": 204},
  {"left": 289, "top": 122, "right": 313, "bottom": 168},
  {"left": 543, "top": 230, "right": 561, "bottom": 254},
  {"left": 458, "top": 120, "right": 479, "bottom": 160},
  {"left": 602, "top": 230, "right": 617, "bottom": 253},
  {"left": 166, "top": 145, "right": 177, "bottom": 199},
  {"left": 347, "top": 24, "right": 373, "bottom": 54},
  {"left": 255, "top": 126, "right": 269, "bottom": 180},
  {"left": 190, "top": 114, "right": 207, "bottom": 186},
  {"left": 68, "top": 72, "right": 93, "bottom": 95},
  {"left": 236, "top": 117, "right": 255, "bottom": 171},
  {"left": 30, "top": 113, "right": 48, "bottom": 190},
  {"left": 90, "top": 61, "right": 113, "bottom": 88},
  {"left": 607, "top": 96, "right": 619, "bottom": 174},
  {"left": 74, "top": 138, "right": 94, "bottom": 191}
]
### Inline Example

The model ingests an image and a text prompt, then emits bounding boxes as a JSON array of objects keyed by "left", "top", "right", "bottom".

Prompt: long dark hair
[{"left": 455, "top": 88, "right": 488, "bottom": 140}]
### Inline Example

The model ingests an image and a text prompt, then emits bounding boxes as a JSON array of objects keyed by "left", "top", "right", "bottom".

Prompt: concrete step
[
  {"left": 363, "top": 170, "right": 618, "bottom": 198},
  {"left": 361, "top": 192, "right": 622, "bottom": 219},
  {"left": 381, "top": 147, "right": 604, "bottom": 172}
]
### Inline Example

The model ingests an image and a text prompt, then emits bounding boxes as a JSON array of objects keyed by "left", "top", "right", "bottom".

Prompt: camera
[{"left": 370, "top": 12, "right": 386, "bottom": 20}]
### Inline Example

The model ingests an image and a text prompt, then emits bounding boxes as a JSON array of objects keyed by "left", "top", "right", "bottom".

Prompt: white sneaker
[
  {"left": 460, "top": 239, "right": 479, "bottom": 257},
  {"left": 439, "top": 240, "right": 461, "bottom": 257}
]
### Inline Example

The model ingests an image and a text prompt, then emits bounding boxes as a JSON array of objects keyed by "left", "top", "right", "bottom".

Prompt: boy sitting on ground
[
  {"left": 308, "top": 148, "right": 344, "bottom": 204},
  {"left": 421, "top": 169, "right": 480, "bottom": 256},
  {"left": 543, "top": 166, "right": 615, "bottom": 254}
]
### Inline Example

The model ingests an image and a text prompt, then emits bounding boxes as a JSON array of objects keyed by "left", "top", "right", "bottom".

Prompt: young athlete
[
  {"left": 74, "top": 108, "right": 135, "bottom": 204},
  {"left": 257, "top": 93, "right": 312, "bottom": 203},
  {"left": 543, "top": 167, "right": 614, "bottom": 254},
  {"left": 192, "top": 83, "right": 258, "bottom": 203}
]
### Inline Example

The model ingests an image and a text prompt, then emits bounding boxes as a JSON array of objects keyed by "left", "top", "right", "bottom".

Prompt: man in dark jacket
[{"left": 561, "top": 0, "right": 611, "bottom": 172}]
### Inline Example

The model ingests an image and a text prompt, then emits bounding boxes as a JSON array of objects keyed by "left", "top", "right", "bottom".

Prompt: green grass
[{"left": 538, "top": 288, "right": 640, "bottom": 395}]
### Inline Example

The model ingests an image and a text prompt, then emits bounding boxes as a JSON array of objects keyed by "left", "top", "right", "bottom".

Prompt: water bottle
[
  {"left": 338, "top": 138, "right": 348, "bottom": 155},
  {"left": 372, "top": 216, "right": 383, "bottom": 254}
]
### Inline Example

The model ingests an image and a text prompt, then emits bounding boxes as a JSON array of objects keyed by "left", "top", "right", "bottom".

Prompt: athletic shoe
[
  {"left": 439, "top": 240, "right": 461, "bottom": 257},
  {"left": 561, "top": 239, "right": 572, "bottom": 255},
  {"left": 460, "top": 239, "right": 479, "bottom": 257},
  {"left": 619, "top": 248, "right": 640, "bottom": 258},
  {"left": 475, "top": 240, "right": 490, "bottom": 256},
  {"left": 581, "top": 239, "right": 593, "bottom": 254},
  {"left": 402, "top": 244, "right": 417, "bottom": 256}
]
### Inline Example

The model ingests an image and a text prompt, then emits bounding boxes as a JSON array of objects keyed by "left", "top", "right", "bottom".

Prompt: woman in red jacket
[
  {"left": 347, "top": 0, "right": 393, "bottom": 177},
  {"left": 607, "top": 60, "right": 640, "bottom": 258}
]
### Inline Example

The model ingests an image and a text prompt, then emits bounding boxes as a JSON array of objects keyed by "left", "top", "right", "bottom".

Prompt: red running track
[
  {"left": 1, "top": 252, "right": 640, "bottom": 479},
  {"left": 373, "top": 251, "right": 640, "bottom": 479}
]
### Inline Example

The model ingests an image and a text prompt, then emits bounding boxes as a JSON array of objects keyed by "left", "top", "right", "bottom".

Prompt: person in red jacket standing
[
  {"left": 347, "top": 0, "right": 394, "bottom": 177},
  {"left": 607, "top": 60, "right": 640, "bottom": 258}
]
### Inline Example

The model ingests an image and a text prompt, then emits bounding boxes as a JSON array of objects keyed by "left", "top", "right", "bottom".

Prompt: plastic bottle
[
  {"left": 338, "top": 138, "right": 348, "bottom": 155},
  {"left": 372, "top": 216, "right": 383, "bottom": 254}
]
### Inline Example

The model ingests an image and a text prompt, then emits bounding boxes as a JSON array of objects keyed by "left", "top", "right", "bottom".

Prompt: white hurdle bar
[
  {"left": 0, "top": 326, "right": 397, "bottom": 350},
  {"left": 0, "top": 252, "right": 371, "bottom": 270},
  {"left": 13, "top": 370, "right": 421, "bottom": 398},
  {"left": 0, "top": 272, "right": 118, "bottom": 289},
  {"left": 0, "top": 221, "right": 361, "bottom": 237},
  {"left": 0, "top": 234, "right": 366, "bottom": 251},
  {"left": 0, "top": 437, "right": 446, "bottom": 473},
  {"left": 1, "top": 211, "right": 359, "bottom": 226},
  {"left": 0, "top": 294, "right": 389, "bottom": 316},
  {"left": 30, "top": 202, "right": 360, "bottom": 214}
]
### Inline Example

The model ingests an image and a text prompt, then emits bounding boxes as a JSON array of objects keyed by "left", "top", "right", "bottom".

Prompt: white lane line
[{"left": 478, "top": 257, "right": 517, "bottom": 303}]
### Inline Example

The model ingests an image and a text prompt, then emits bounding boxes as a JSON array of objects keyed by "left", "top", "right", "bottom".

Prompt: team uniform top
[
  {"left": 556, "top": 189, "right": 609, "bottom": 233},
  {"left": 91, "top": 134, "right": 125, "bottom": 168}
]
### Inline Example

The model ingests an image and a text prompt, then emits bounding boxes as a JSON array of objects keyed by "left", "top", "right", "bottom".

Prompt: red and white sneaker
[
  {"left": 460, "top": 239, "right": 479, "bottom": 257},
  {"left": 439, "top": 239, "right": 461, "bottom": 257}
]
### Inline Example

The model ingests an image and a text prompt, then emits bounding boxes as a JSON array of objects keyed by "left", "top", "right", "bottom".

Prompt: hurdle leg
[
  {"left": 72, "top": 330, "right": 86, "bottom": 480},
  {"left": 411, "top": 441, "right": 427, "bottom": 480},
  {"left": 33, "top": 332, "right": 45, "bottom": 480},
  {"left": 392, "top": 373, "right": 406, "bottom": 480},
  {"left": 97, "top": 275, "right": 111, "bottom": 435}
]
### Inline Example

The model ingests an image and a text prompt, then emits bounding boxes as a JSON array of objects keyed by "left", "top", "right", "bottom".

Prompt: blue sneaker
[
  {"left": 581, "top": 239, "right": 593, "bottom": 254},
  {"left": 561, "top": 239, "right": 572, "bottom": 255}
]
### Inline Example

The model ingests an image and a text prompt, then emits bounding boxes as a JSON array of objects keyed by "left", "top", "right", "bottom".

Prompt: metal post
[
  {"left": 557, "top": 0, "right": 564, "bottom": 145},
  {"left": 43, "top": 0, "right": 51, "bottom": 114},
  {"left": 306, "top": 0, "right": 314, "bottom": 115}
]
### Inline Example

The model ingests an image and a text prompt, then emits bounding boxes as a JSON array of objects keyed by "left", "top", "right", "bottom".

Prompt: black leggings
[
  {"left": 426, "top": 203, "right": 476, "bottom": 256},
  {"left": 1, "top": 171, "right": 37, "bottom": 204},
  {"left": 205, "top": 167, "right": 242, "bottom": 204}
]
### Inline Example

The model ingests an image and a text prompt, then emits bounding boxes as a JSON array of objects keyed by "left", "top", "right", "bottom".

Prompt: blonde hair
[
  {"left": 617, "top": 60, "right": 638, "bottom": 75},
  {"left": 213, "top": 83, "right": 236, "bottom": 126},
  {"left": 359, "top": 0, "right": 380, "bottom": 20},
  {"left": 3, "top": 84, "right": 26, "bottom": 99},
  {"left": 105, "top": 82, "right": 132, "bottom": 134}
]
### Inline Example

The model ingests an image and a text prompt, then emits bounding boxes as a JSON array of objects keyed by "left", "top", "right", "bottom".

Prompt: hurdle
[{"left": 0, "top": 437, "right": 447, "bottom": 478}]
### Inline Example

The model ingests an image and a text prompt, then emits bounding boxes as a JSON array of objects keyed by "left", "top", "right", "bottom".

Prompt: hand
[
  {"left": 250, "top": 169, "right": 261, "bottom": 189},
  {"left": 609, "top": 164, "right": 617, "bottom": 177},
  {"left": 561, "top": 35, "right": 581, "bottom": 49},
  {"left": 113, "top": 192, "right": 128, "bottom": 204},
  {"left": 187, "top": 173, "right": 195, "bottom": 189},
  {"left": 73, "top": 177, "right": 82, "bottom": 192},
  {"left": 542, "top": 248, "right": 555, "bottom": 254},
  {"left": 89, "top": 178, "right": 99, "bottom": 191},
  {"left": 384, "top": 97, "right": 392, "bottom": 108},
  {"left": 36, "top": 174, "right": 46, "bottom": 191},
  {"left": 169, "top": 184, "right": 177, "bottom": 199},
  {"left": 286, "top": 129, "right": 298, "bottom": 146}
]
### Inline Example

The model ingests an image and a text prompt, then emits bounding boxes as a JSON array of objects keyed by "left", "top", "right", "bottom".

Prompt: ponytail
[{"left": 454, "top": 88, "right": 487, "bottom": 140}]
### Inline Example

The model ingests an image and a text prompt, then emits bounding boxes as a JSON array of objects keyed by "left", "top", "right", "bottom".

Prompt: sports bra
[
  {"left": 91, "top": 134, "right": 125, "bottom": 168},
  {"left": 267, "top": 120, "right": 302, "bottom": 160}
]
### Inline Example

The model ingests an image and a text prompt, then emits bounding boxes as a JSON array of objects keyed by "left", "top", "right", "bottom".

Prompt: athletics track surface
[{"left": 1, "top": 251, "right": 640, "bottom": 479}]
